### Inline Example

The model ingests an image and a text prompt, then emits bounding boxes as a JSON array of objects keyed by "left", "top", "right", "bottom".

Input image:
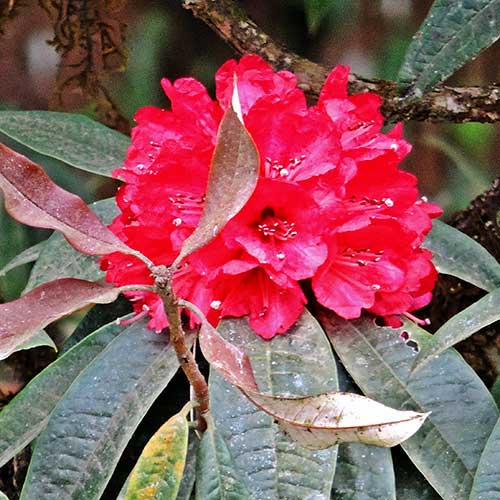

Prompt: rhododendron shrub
[
  {"left": 0, "top": 47, "right": 500, "bottom": 500},
  {"left": 101, "top": 55, "right": 441, "bottom": 339}
]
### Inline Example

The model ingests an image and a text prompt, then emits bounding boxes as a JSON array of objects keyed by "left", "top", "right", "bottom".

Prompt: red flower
[{"left": 101, "top": 55, "right": 441, "bottom": 339}]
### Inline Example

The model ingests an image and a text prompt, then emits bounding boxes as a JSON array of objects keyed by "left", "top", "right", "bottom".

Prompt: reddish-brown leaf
[
  {"left": 0, "top": 278, "right": 120, "bottom": 360},
  {"left": 175, "top": 106, "right": 259, "bottom": 264},
  {"left": 0, "top": 143, "right": 130, "bottom": 256}
]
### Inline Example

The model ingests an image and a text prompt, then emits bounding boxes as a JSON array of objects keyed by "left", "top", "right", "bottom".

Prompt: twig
[
  {"left": 183, "top": 0, "right": 500, "bottom": 124},
  {"left": 152, "top": 265, "right": 209, "bottom": 431}
]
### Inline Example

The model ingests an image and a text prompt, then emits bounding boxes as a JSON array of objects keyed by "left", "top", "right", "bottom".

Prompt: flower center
[
  {"left": 263, "top": 155, "right": 306, "bottom": 180},
  {"left": 340, "top": 247, "right": 385, "bottom": 267},
  {"left": 345, "top": 195, "right": 394, "bottom": 213},
  {"left": 257, "top": 207, "right": 297, "bottom": 241},
  {"left": 168, "top": 192, "right": 205, "bottom": 225}
]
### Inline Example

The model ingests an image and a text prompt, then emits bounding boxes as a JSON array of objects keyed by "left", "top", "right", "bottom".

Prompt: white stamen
[
  {"left": 384, "top": 198, "right": 394, "bottom": 207},
  {"left": 172, "top": 217, "right": 182, "bottom": 226},
  {"left": 276, "top": 252, "right": 286, "bottom": 260},
  {"left": 210, "top": 300, "right": 221, "bottom": 310}
]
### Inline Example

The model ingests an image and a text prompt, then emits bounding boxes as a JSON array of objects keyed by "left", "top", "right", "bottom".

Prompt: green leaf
[
  {"left": 0, "top": 241, "right": 45, "bottom": 277},
  {"left": 208, "top": 311, "right": 338, "bottom": 499},
  {"left": 195, "top": 416, "right": 251, "bottom": 500},
  {"left": 16, "top": 329, "right": 56, "bottom": 352},
  {"left": 394, "top": 452, "right": 441, "bottom": 500},
  {"left": 0, "top": 111, "right": 129, "bottom": 177},
  {"left": 423, "top": 219, "right": 500, "bottom": 292},
  {"left": 0, "top": 491, "right": 8, "bottom": 500},
  {"left": 332, "top": 365, "right": 396, "bottom": 499},
  {"left": 124, "top": 405, "right": 190, "bottom": 500},
  {"left": 20, "top": 320, "right": 185, "bottom": 500},
  {"left": 470, "top": 417, "right": 500, "bottom": 498},
  {"left": 414, "top": 287, "right": 500, "bottom": 371},
  {"left": 304, "top": 0, "right": 336, "bottom": 33},
  {"left": 0, "top": 317, "right": 128, "bottom": 467},
  {"left": 25, "top": 198, "right": 118, "bottom": 291},
  {"left": 398, "top": 0, "right": 500, "bottom": 95},
  {"left": 321, "top": 312, "right": 499, "bottom": 500},
  {"left": 176, "top": 431, "right": 199, "bottom": 500},
  {"left": 490, "top": 376, "right": 500, "bottom": 409}
]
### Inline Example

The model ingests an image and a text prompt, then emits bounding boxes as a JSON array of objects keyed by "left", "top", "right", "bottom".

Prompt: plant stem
[{"left": 153, "top": 265, "right": 209, "bottom": 431}]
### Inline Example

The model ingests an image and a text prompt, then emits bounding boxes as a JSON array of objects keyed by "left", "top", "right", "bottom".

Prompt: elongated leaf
[
  {"left": 414, "top": 287, "right": 500, "bottom": 371},
  {"left": 0, "top": 491, "right": 8, "bottom": 499},
  {"left": 25, "top": 198, "right": 118, "bottom": 291},
  {"left": 176, "top": 106, "right": 259, "bottom": 263},
  {"left": 423, "top": 220, "right": 500, "bottom": 292},
  {"left": 21, "top": 320, "right": 185, "bottom": 500},
  {"left": 322, "top": 311, "right": 499, "bottom": 499},
  {"left": 0, "top": 144, "right": 130, "bottom": 256},
  {"left": 176, "top": 432, "right": 199, "bottom": 500},
  {"left": 491, "top": 376, "right": 500, "bottom": 409},
  {"left": 0, "top": 111, "right": 128, "bottom": 177},
  {"left": 332, "top": 365, "right": 396, "bottom": 500},
  {"left": 125, "top": 405, "right": 190, "bottom": 500},
  {"left": 16, "top": 330, "right": 56, "bottom": 352},
  {"left": 0, "top": 318, "right": 128, "bottom": 467},
  {"left": 398, "top": 0, "right": 500, "bottom": 95},
  {"left": 470, "top": 417, "right": 500, "bottom": 499},
  {"left": 195, "top": 417, "right": 251, "bottom": 500},
  {"left": 0, "top": 278, "right": 120, "bottom": 360},
  {"left": 208, "top": 311, "right": 338, "bottom": 500},
  {"left": 0, "top": 241, "right": 44, "bottom": 277},
  {"left": 199, "top": 316, "right": 427, "bottom": 449}
]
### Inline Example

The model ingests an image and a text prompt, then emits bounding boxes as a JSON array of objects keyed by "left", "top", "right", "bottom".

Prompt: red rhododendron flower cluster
[{"left": 101, "top": 55, "right": 441, "bottom": 339}]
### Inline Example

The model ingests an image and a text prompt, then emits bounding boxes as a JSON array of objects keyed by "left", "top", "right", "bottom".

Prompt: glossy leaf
[
  {"left": 0, "top": 144, "right": 130, "bottom": 256},
  {"left": 207, "top": 311, "right": 338, "bottom": 499},
  {"left": 195, "top": 417, "right": 251, "bottom": 500},
  {"left": 176, "top": 432, "right": 199, "bottom": 500},
  {"left": 0, "top": 111, "right": 128, "bottom": 177},
  {"left": 0, "top": 491, "right": 8, "bottom": 500},
  {"left": 470, "top": 417, "right": 500, "bottom": 499},
  {"left": 398, "top": 0, "right": 500, "bottom": 95},
  {"left": 25, "top": 198, "right": 118, "bottom": 291},
  {"left": 124, "top": 405, "right": 190, "bottom": 500},
  {"left": 332, "top": 365, "right": 396, "bottom": 500},
  {"left": 413, "top": 287, "right": 500, "bottom": 371},
  {"left": 0, "top": 278, "right": 120, "bottom": 360},
  {"left": 423, "top": 220, "right": 500, "bottom": 292},
  {"left": 0, "top": 318, "right": 128, "bottom": 467},
  {"left": 176, "top": 106, "right": 259, "bottom": 263},
  {"left": 322, "top": 311, "right": 499, "bottom": 499},
  {"left": 0, "top": 241, "right": 44, "bottom": 277},
  {"left": 20, "top": 320, "right": 185, "bottom": 500},
  {"left": 199, "top": 315, "right": 427, "bottom": 449}
]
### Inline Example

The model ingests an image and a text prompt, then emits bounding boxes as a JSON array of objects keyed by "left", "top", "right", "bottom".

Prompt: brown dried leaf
[
  {"left": 0, "top": 143, "right": 130, "bottom": 256},
  {"left": 176, "top": 106, "right": 259, "bottom": 263},
  {"left": 0, "top": 278, "right": 120, "bottom": 360},
  {"left": 199, "top": 318, "right": 429, "bottom": 449}
]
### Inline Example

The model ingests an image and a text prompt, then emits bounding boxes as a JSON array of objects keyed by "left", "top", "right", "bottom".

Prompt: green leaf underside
[
  {"left": 470, "top": 417, "right": 500, "bottom": 498},
  {"left": 0, "top": 111, "right": 129, "bottom": 177},
  {"left": 398, "top": 0, "right": 500, "bottom": 95},
  {"left": 125, "top": 411, "right": 189, "bottom": 500},
  {"left": 206, "top": 311, "right": 338, "bottom": 500},
  {"left": 196, "top": 420, "right": 251, "bottom": 500},
  {"left": 423, "top": 220, "right": 500, "bottom": 292},
  {"left": 321, "top": 312, "right": 499, "bottom": 500},
  {"left": 414, "top": 287, "right": 500, "bottom": 370},
  {"left": 332, "top": 364, "right": 396, "bottom": 500},
  {"left": 0, "top": 318, "right": 129, "bottom": 467},
  {"left": 25, "top": 198, "right": 119, "bottom": 291},
  {"left": 20, "top": 320, "right": 184, "bottom": 500},
  {"left": 0, "top": 241, "right": 45, "bottom": 277}
]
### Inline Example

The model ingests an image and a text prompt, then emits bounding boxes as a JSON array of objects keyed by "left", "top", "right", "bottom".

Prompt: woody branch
[{"left": 183, "top": 0, "right": 500, "bottom": 124}]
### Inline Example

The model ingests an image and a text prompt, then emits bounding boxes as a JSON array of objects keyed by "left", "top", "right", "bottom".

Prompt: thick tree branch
[{"left": 183, "top": 0, "right": 500, "bottom": 124}]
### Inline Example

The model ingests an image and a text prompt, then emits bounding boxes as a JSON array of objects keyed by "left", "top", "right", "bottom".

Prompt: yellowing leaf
[{"left": 125, "top": 406, "right": 190, "bottom": 500}]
